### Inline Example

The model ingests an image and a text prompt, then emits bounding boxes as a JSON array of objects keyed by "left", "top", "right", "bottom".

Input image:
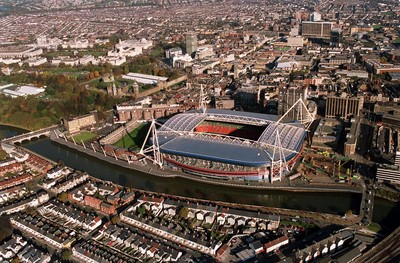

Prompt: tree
[
  {"left": 137, "top": 206, "right": 146, "bottom": 216},
  {"left": 61, "top": 250, "right": 72, "bottom": 260},
  {"left": 0, "top": 149, "right": 7, "bottom": 160},
  {"left": 345, "top": 210, "right": 353, "bottom": 218},
  {"left": 178, "top": 207, "right": 189, "bottom": 218},
  {"left": 25, "top": 206, "right": 37, "bottom": 215},
  {"left": 57, "top": 192, "right": 68, "bottom": 203},
  {"left": 0, "top": 216, "right": 12, "bottom": 242},
  {"left": 111, "top": 215, "right": 120, "bottom": 224}
]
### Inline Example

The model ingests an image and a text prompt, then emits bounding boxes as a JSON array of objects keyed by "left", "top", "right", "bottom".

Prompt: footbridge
[{"left": 2, "top": 125, "right": 60, "bottom": 144}]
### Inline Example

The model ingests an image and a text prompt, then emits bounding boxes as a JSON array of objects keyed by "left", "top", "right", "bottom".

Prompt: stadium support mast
[
  {"left": 139, "top": 120, "right": 163, "bottom": 167},
  {"left": 277, "top": 98, "right": 314, "bottom": 129},
  {"left": 270, "top": 129, "right": 289, "bottom": 183},
  {"left": 199, "top": 84, "right": 207, "bottom": 112}
]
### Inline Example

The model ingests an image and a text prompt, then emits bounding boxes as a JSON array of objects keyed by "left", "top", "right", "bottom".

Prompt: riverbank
[
  {"left": 87, "top": 173, "right": 360, "bottom": 226},
  {"left": 49, "top": 133, "right": 362, "bottom": 194},
  {"left": 375, "top": 187, "right": 400, "bottom": 202},
  {"left": 0, "top": 122, "right": 30, "bottom": 132}
]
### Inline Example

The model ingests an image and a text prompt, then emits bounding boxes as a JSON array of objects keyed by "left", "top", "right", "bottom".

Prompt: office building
[
  {"left": 325, "top": 96, "right": 364, "bottom": 119},
  {"left": 376, "top": 151, "right": 400, "bottom": 185},
  {"left": 330, "top": 28, "right": 343, "bottom": 47},
  {"left": 185, "top": 32, "right": 198, "bottom": 57},
  {"left": 278, "top": 86, "right": 308, "bottom": 120},
  {"left": 302, "top": 21, "right": 333, "bottom": 38},
  {"left": 310, "top": 12, "right": 322, "bottom": 22}
]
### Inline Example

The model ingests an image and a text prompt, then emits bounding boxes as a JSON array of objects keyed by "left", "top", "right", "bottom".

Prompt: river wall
[{"left": 50, "top": 132, "right": 362, "bottom": 194}]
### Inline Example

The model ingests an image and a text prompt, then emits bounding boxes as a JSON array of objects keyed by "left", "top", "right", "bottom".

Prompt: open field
[
  {"left": 73, "top": 131, "right": 98, "bottom": 142},
  {"left": 113, "top": 123, "right": 149, "bottom": 150}
]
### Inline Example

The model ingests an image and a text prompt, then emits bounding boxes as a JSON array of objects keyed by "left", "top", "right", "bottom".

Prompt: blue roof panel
[{"left": 160, "top": 137, "right": 271, "bottom": 167}]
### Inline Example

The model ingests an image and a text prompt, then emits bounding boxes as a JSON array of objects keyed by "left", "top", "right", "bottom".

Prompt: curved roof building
[{"left": 153, "top": 109, "right": 307, "bottom": 182}]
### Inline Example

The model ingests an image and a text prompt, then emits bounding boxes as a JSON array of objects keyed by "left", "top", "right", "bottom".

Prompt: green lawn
[
  {"left": 73, "top": 131, "right": 98, "bottom": 143},
  {"left": 366, "top": 222, "right": 381, "bottom": 233},
  {"left": 114, "top": 123, "right": 150, "bottom": 150}
]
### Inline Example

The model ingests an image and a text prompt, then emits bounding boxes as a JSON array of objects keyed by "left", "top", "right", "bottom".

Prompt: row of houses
[
  {"left": 135, "top": 195, "right": 280, "bottom": 231},
  {"left": 0, "top": 191, "right": 49, "bottom": 215},
  {"left": 22, "top": 151, "right": 52, "bottom": 174},
  {"left": 46, "top": 166, "right": 72, "bottom": 180},
  {"left": 0, "top": 235, "right": 51, "bottom": 263},
  {"left": 216, "top": 207, "right": 280, "bottom": 230},
  {"left": 0, "top": 160, "right": 22, "bottom": 177},
  {"left": 10, "top": 213, "right": 75, "bottom": 250},
  {"left": 121, "top": 207, "right": 219, "bottom": 256},
  {"left": 95, "top": 222, "right": 182, "bottom": 261},
  {"left": 72, "top": 240, "right": 131, "bottom": 263},
  {"left": 0, "top": 185, "right": 28, "bottom": 205},
  {"left": 39, "top": 200, "right": 102, "bottom": 233},
  {"left": 295, "top": 229, "right": 355, "bottom": 262},
  {"left": 66, "top": 180, "right": 126, "bottom": 215},
  {"left": 0, "top": 173, "right": 33, "bottom": 191},
  {"left": 43, "top": 172, "right": 89, "bottom": 194}
]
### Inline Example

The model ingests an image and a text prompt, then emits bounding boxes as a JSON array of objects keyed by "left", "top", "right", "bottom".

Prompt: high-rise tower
[{"left": 185, "top": 32, "right": 197, "bottom": 57}]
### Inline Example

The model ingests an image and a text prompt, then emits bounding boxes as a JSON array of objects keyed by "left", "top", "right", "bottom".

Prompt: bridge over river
[{"left": 1, "top": 125, "right": 59, "bottom": 144}]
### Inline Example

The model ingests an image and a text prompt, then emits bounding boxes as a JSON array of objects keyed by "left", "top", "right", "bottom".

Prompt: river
[
  {"left": 23, "top": 138, "right": 360, "bottom": 215},
  {"left": 1, "top": 125, "right": 399, "bottom": 230}
]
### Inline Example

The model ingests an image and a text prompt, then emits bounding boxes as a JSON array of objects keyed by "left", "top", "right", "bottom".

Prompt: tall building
[
  {"left": 302, "top": 21, "right": 333, "bottom": 38},
  {"left": 325, "top": 96, "right": 364, "bottom": 119},
  {"left": 290, "top": 26, "right": 300, "bottom": 37},
  {"left": 376, "top": 151, "right": 400, "bottom": 184},
  {"left": 330, "top": 28, "right": 343, "bottom": 47},
  {"left": 185, "top": 32, "right": 197, "bottom": 57},
  {"left": 310, "top": 12, "right": 322, "bottom": 22},
  {"left": 278, "top": 86, "right": 308, "bottom": 120}
]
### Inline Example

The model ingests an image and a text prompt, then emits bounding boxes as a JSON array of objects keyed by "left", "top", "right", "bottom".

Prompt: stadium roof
[
  {"left": 161, "top": 137, "right": 271, "bottom": 166},
  {"left": 156, "top": 110, "right": 306, "bottom": 167}
]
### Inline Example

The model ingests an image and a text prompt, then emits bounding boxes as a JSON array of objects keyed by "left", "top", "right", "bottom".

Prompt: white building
[
  {"left": 108, "top": 38, "right": 153, "bottom": 58},
  {"left": 196, "top": 45, "right": 214, "bottom": 60},
  {"left": 25, "top": 57, "right": 48, "bottom": 67},
  {"left": 165, "top": 47, "right": 182, "bottom": 59},
  {"left": 99, "top": 56, "right": 126, "bottom": 66},
  {"left": 0, "top": 46, "right": 43, "bottom": 59},
  {"left": 172, "top": 54, "right": 193, "bottom": 68},
  {"left": 121, "top": 72, "right": 168, "bottom": 85},
  {"left": 79, "top": 55, "right": 96, "bottom": 66},
  {"left": 62, "top": 39, "right": 91, "bottom": 49},
  {"left": 0, "top": 84, "right": 45, "bottom": 98}
]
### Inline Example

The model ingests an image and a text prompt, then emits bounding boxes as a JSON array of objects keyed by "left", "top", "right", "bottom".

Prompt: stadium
[{"left": 141, "top": 104, "right": 311, "bottom": 183}]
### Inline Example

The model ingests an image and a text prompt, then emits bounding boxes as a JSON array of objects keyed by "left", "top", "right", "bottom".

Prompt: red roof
[{"left": 264, "top": 235, "right": 289, "bottom": 249}]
